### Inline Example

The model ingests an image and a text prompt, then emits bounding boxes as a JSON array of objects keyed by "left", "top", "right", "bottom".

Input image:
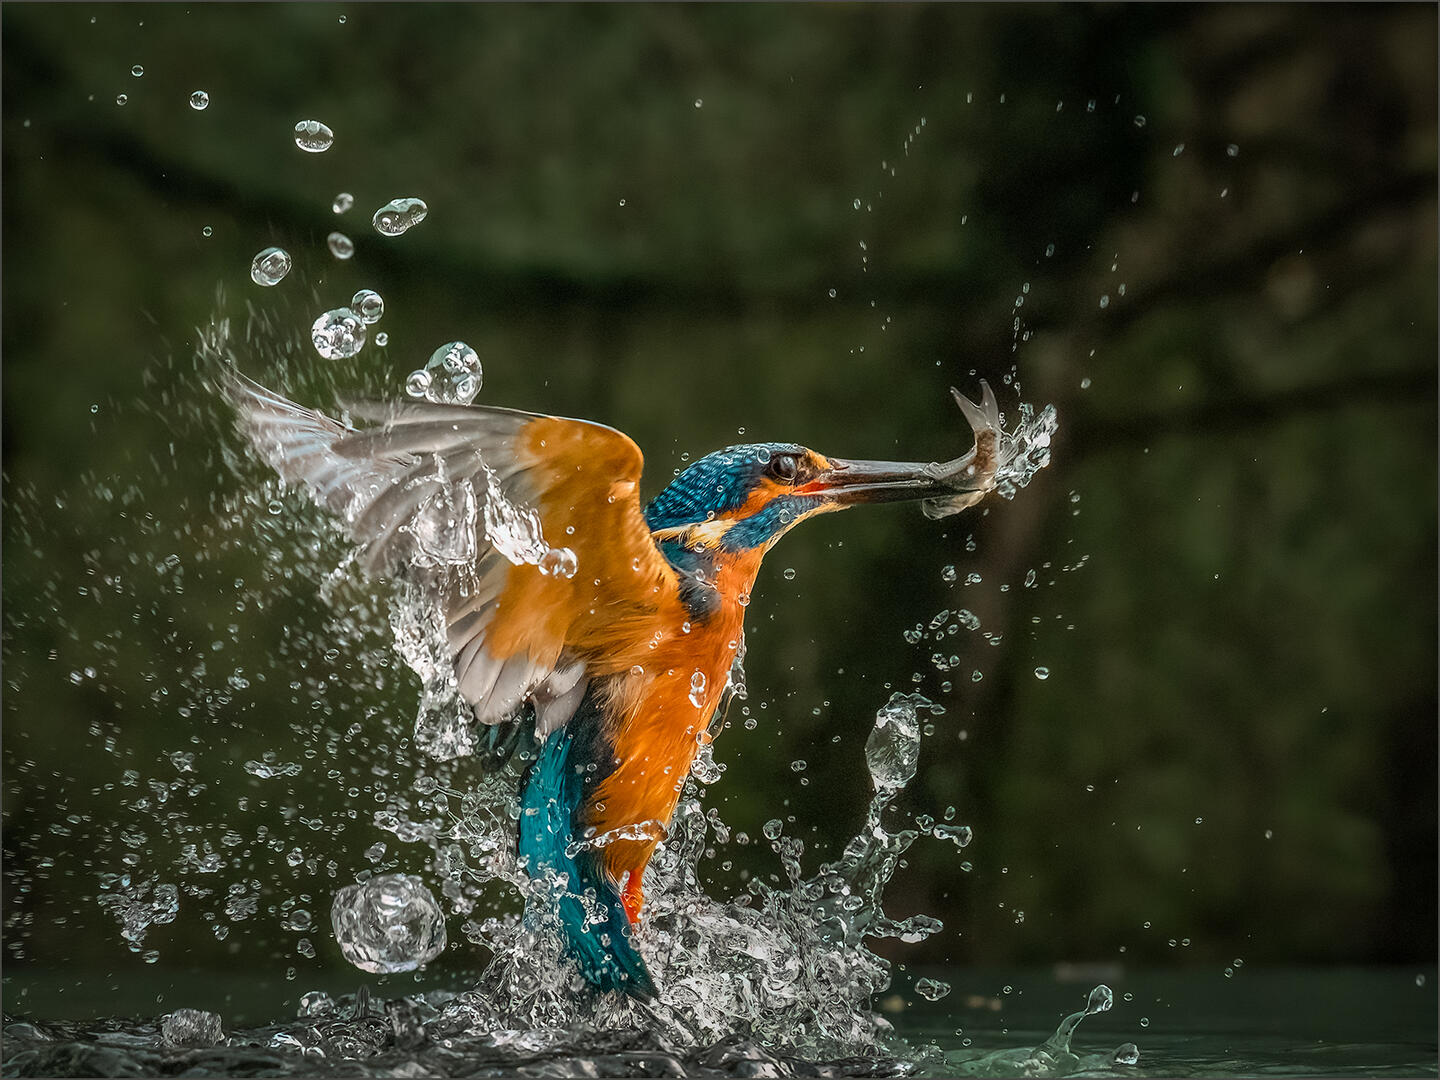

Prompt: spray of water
[{"left": 3, "top": 283, "right": 1095, "bottom": 1075}]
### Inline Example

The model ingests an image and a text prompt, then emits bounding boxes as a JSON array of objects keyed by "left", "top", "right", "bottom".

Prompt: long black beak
[
  {"left": 798, "top": 457, "right": 967, "bottom": 505},
  {"left": 797, "top": 382, "right": 1003, "bottom": 513}
]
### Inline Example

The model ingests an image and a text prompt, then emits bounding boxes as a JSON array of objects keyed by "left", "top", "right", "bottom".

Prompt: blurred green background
[{"left": 3, "top": 3, "right": 1435, "bottom": 1019}]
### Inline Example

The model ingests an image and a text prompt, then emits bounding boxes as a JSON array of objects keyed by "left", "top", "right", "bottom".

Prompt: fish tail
[{"left": 517, "top": 726, "right": 656, "bottom": 1000}]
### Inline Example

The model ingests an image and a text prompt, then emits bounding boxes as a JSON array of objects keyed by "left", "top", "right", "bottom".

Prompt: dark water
[{"left": 4, "top": 966, "right": 1434, "bottom": 1077}]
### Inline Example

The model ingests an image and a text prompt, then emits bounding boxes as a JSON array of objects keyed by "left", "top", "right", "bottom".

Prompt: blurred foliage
[{"left": 2, "top": 2, "right": 1435, "bottom": 1013}]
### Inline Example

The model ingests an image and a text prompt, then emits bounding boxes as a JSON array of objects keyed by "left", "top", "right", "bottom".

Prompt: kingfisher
[{"left": 229, "top": 369, "right": 1004, "bottom": 1000}]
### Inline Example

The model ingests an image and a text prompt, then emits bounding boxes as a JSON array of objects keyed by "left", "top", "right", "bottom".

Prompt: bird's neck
[{"left": 653, "top": 528, "right": 764, "bottom": 622}]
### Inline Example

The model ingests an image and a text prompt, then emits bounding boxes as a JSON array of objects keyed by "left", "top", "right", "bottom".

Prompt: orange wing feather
[{"left": 230, "top": 373, "right": 690, "bottom": 736}]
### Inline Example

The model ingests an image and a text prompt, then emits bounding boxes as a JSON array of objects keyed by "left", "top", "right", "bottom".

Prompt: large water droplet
[
  {"left": 188, "top": 90, "right": 209, "bottom": 111},
  {"left": 866, "top": 693, "right": 924, "bottom": 795},
  {"left": 915, "top": 977, "right": 951, "bottom": 1001},
  {"left": 538, "top": 547, "right": 578, "bottom": 580},
  {"left": 372, "top": 197, "right": 428, "bottom": 236},
  {"left": 326, "top": 232, "right": 354, "bottom": 260},
  {"left": 350, "top": 289, "right": 384, "bottom": 324},
  {"left": 294, "top": 119, "right": 334, "bottom": 153},
  {"left": 932, "top": 823, "right": 972, "bottom": 849},
  {"left": 249, "top": 247, "right": 292, "bottom": 287},
  {"left": 407, "top": 340, "right": 481, "bottom": 405},
  {"left": 311, "top": 308, "right": 367, "bottom": 360},
  {"left": 330, "top": 873, "right": 446, "bottom": 974}
]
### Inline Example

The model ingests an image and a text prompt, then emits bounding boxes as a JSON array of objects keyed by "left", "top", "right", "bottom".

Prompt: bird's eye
[{"left": 769, "top": 454, "right": 799, "bottom": 482}]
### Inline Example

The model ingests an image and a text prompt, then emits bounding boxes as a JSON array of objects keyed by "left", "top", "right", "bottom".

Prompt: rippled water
[{"left": 5, "top": 967, "right": 1434, "bottom": 1077}]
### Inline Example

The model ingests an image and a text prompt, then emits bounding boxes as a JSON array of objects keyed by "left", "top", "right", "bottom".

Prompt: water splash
[
  {"left": 947, "top": 984, "right": 1140, "bottom": 1076},
  {"left": 331, "top": 873, "right": 446, "bottom": 974},
  {"left": 2, "top": 290, "right": 1082, "bottom": 1076},
  {"left": 992, "top": 401, "right": 1058, "bottom": 501}
]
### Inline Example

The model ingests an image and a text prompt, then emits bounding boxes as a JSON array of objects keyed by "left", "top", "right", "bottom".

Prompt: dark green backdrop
[{"left": 3, "top": 2, "right": 1436, "bottom": 1016}]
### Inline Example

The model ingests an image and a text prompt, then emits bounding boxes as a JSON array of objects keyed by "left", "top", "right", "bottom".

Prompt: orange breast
[{"left": 584, "top": 548, "right": 762, "bottom": 885}]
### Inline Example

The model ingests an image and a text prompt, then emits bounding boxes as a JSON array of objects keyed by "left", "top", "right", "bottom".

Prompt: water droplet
[
  {"left": 783, "top": 567, "right": 796, "bottom": 581},
  {"left": 294, "top": 119, "right": 334, "bottom": 153},
  {"left": 915, "top": 977, "right": 951, "bottom": 1001},
  {"left": 538, "top": 547, "right": 578, "bottom": 580},
  {"left": 333, "top": 192, "right": 354, "bottom": 214},
  {"left": 1172, "top": 143, "right": 1185, "bottom": 157},
  {"left": 116, "top": 94, "right": 128, "bottom": 106},
  {"left": 1114, "top": 1043, "right": 1140, "bottom": 1066},
  {"left": 1133, "top": 115, "right": 1146, "bottom": 128},
  {"left": 941, "top": 565, "right": 957, "bottom": 582},
  {"left": 1099, "top": 295, "right": 1110, "bottom": 309},
  {"left": 866, "top": 693, "right": 925, "bottom": 795},
  {"left": 410, "top": 341, "right": 482, "bottom": 404},
  {"left": 1080, "top": 376, "right": 1092, "bottom": 390},
  {"left": 326, "top": 232, "right": 354, "bottom": 260},
  {"left": 188, "top": 90, "right": 209, "bottom": 111},
  {"left": 1086, "top": 984, "right": 1113, "bottom": 1013},
  {"left": 372, "top": 197, "right": 428, "bottom": 236},
  {"left": 1226, "top": 143, "right": 1240, "bottom": 158},
  {"left": 375, "top": 331, "right": 389, "bottom": 347},
  {"left": 932, "top": 824, "right": 972, "bottom": 849},
  {"left": 201, "top": 225, "right": 213, "bottom": 237},
  {"left": 762, "top": 819, "right": 783, "bottom": 840},
  {"left": 693, "top": 98, "right": 703, "bottom": 109},
  {"left": 310, "top": 308, "right": 367, "bottom": 360},
  {"left": 338, "top": 13, "right": 347, "bottom": 23},
  {"left": 331, "top": 873, "right": 445, "bottom": 974},
  {"left": 1139, "top": 1017, "right": 1150, "bottom": 1028},
  {"left": 131, "top": 65, "right": 144, "bottom": 77},
  {"left": 853, "top": 198, "right": 862, "bottom": 210},
  {"left": 1416, "top": 974, "right": 1426, "bottom": 987},
  {"left": 1034, "top": 667, "right": 1050, "bottom": 680},
  {"left": 828, "top": 288, "right": 837, "bottom": 299},
  {"left": 350, "top": 289, "right": 384, "bottom": 324}
]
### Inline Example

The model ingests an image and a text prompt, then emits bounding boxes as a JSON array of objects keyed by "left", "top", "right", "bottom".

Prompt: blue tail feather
[{"left": 517, "top": 726, "right": 656, "bottom": 1000}]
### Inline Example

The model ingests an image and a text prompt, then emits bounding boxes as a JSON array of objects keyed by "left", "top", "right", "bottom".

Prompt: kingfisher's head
[{"left": 644, "top": 440, "right": 983, "bottom": 556}]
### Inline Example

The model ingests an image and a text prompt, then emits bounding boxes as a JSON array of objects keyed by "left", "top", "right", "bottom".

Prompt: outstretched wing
[{"left": 228, "top": 370, "right": 681, "bottom": 737}]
